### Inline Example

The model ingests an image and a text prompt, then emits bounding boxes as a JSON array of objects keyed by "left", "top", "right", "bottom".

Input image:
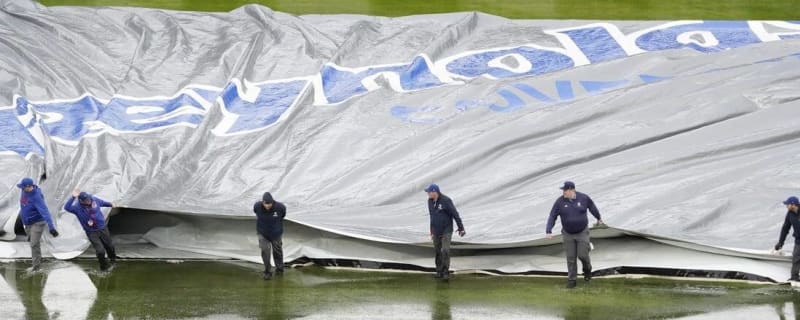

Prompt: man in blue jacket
[
  {"left": 546, "top": 181, "right": 604, "bottom": 288},
  {"left": 64, "top": 188, "right": 117, "bottom": 271},
  {"left": 774, "top": 196, "right": 800, "bottom": 281},
  {"left": 17, "top": 177, "right": 59, "bottom": 271},
  {"left": 253, "top": 192, "right": 287, "bottom": 280},
  {"left": 426, "top": 184, "right": 466, "bottom": 281}
]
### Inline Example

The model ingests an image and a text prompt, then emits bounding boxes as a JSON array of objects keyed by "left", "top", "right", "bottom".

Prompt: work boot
[
  {"left": 263, "top": 271, "right": 273, "bottom": 280},
  {"left": 98, "top": 254, "right": 110, "bottom": 271},
  {"left": 442, "top": 272, "right": 450, "bottom": 281},
  {"left": 433, "top": 272, "right": 443, "bottom": 279},
  {"left": 275, "top": 268, "right": 284, "bottom": 275},
  {"left": 584, "top": 272, "right": 592, "bottom": 282},
  {"left": 566, "top": 280, "right": 577, "bottom": 289},
  {"left": 109, "top": 254, "right": 118, "bottom": 266}
]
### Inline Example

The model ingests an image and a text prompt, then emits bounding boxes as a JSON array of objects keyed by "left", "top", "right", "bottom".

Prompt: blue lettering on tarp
[
  {"left": 216, "top": 79, "right": 307, "bottom": 134},
  {"left": 321, "top": 56, "right": 446, "bottom": 104},
  {"left": 30, "top": 91, "right": 208, "bottom": 142},
  {"left": 639, "top": 74, "right": 672, "bottom": 84},
  {"left": 580, "top": 80, "right": 630, "bottom": 94},
  {"left": 511, "top": 84, "right": 555, "bottom": 103},
  {"left": 553, "top": 26, "right": 628, "bottom": 63},
  {"left": 390, "top": 105, "right": 444, "bottom": 124},
  {"left": 445, "top": 46, "right": 575, "bottom": 79},
  {"left": 489, "top": 90, "right": 526, "bottom": 112},
  {"left": 635, "top": 21, "right": 761, "bottom": 53},
  {"left": 0, "top": 107, "right": 44, "bottom": 157},
  {"left": 555, "top": 81, "right": 574, "bottom": 100}
]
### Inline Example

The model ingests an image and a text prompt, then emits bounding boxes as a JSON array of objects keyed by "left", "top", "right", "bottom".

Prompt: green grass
[
  {"left": 3, "top": 260, "right": 798, "bottom": 319},
  {"left": 36, "top": 0, "right": 800, "bottom": 19}
]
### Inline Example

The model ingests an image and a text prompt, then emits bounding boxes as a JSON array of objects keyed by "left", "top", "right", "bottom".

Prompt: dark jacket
[
  {"left": 253, "top": 200, "right": 287, "bottom": 239},
  {"left": 428, "top": 194, "right": 465, "bottom": 236},
  {"left": 776, "top": 209, "right": 800, "bottom": 247},
  {"left": 64, "top": 196, "right": 112, "bottom": 232},
  {"left": 546, "top": 191, "right": 601, "bottom": 234},
  {"left": 19, "top": 186, "right": 56, "bottom": 230}
]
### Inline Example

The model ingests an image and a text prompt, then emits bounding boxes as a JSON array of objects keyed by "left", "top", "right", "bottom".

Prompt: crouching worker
[{"left": 64, "top": 188, "right": 117, "bottom": 271}]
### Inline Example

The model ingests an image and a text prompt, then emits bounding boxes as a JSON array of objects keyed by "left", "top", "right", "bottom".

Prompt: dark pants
[
  {"left": 792, "top": 244, "right": 800, "bottom": 279},
  {"left": 562, "top": 228, "right": 592, "bottom": 281},
  {"left": 88, "top": 227, "right": 117, "bottom": 269},
  {"left": 258, "top": 234, "right": 283, "bottom": 273},
  {"left": 433, "top": 233, "right": 452, "bottom": 275}
]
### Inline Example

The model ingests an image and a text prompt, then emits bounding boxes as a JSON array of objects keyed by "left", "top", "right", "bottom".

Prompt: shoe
[
  {"left": 789, "top": 275, "right": 799, "bottom": 282},
  {"left": 584, "top": 272, "right": 592, "bottom": 282},
  {"left": 29, "top": 265, "right": 41, "bottom": 272},
  {"left": 442, "top": 272, "right": 450, "bottom": 281},
  {"left": 433, "top": 272, "right": 443, "bottom": 279},
  {"left": 566, "top": 280, "right": 577, "bottom": 289},
  {"left": 275, "top": 268, "right": 284, "bottom": 274},
  {"left": 263, "top": 272, "right": 273, "bottom": 280}
]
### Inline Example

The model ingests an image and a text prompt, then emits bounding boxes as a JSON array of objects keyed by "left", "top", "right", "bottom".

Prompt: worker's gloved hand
[
  {"left": 774, "top": 244, "right": 782, "bottom": 251},
  {"left": 49, "top": 229, "right": 59, "bottom": 237}
]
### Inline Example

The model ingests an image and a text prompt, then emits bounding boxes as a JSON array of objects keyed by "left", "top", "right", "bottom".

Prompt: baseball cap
[{"left": 559, "top": 181, "right": 576, "bottom": 190}]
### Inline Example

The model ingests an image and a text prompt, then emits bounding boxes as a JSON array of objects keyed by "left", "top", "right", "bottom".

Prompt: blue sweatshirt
[
  {"left": 546, "top": 191, "right": 601, "bottom": 234},
  {"left": 64, "top": 196, "right": 112, "bottom": 232},
  {"left": 19, "top": 186, "right": 56, "bottom": 230},
  {"left": 253, "top": 201, "right": 286, "bottom": 239},
  {"left": 776, "top": 209, "right": 800, "bottom": 247},
  {"left": 428, "top": 194, "right": 465, "bottom": 236}
]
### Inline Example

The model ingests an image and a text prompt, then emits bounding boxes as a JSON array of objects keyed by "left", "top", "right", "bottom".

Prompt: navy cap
[
  {"left": 16, "top": 177, "right": 34, "bottom": 189},
  {"left": 559, "top": 181, "right": 576, "bottom": 190},
  {"left": 783, "top": 196, "right": 799, "bottom": 205},
  {"left": 424, "top": 184, "right": 440, "bottom": 193},
  {"left": 78, "top": 192, "right": 91, "bottom": 202}
]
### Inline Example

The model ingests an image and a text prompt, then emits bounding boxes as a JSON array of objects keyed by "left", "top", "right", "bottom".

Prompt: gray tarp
[{"left": 1, "top": 0, "right": 800, "bottom": 279}]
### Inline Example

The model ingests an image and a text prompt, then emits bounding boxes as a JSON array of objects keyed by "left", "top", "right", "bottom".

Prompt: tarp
[{"left": 1, "top": 0, "right": 800, "bottom": 279}]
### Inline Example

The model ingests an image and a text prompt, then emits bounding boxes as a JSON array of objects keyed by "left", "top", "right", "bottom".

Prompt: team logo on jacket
[
  {"left": 577, "top": 202, "right": 581, "bottom": 207},
  {"left": 438, "top": 204, "right": 443, "bottom": 210}
]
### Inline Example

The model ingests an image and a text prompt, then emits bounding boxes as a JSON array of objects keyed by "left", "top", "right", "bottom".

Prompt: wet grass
[
  {"left": 2, "top": 260, "right": 798, "bottom": 319},
  {"left": 36, "top": 0, "right": 800, "bottom": 19}
]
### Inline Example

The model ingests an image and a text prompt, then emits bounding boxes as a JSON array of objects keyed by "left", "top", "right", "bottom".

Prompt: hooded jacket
[
  {"left": 64, "top": 195, "right": 112, "bottom": 232},
  {"left": 18, "top": 185, "right": 56, "bottom": 230},
  {"left": 253, "top": 193, "right": 287, "bottom": 239}
]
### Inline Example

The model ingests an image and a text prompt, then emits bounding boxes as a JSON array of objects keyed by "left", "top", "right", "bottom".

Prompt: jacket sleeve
[
  {"left": 34, "top": 194, "right": 56, "bottom": 231},
  {"left": 587, "top": 196, "right": 601, "bottom": 220},
  {"left": 546, "top": 199, "right": 560, "bottom": 234},
  {"left": 253, "top": 202, "right": 260, "bottom": 214},
  {"left": 446, "top": 199, "right": 465, "bottom": 231},
  {"left": 278, "top": 203, "right": 287, "bottom": 219},
  {"left": 64, "top": 196, "right": 77, "bottom": 213},
  {"left": 97, "top": 197, "right": 113, "bottom": 208},
  {"left": 777, "top": 213, "right": 792, "bottom": 248}
]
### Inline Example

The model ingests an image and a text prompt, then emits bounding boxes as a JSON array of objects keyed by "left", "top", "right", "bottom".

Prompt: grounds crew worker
[
  {"left": 426, "top": 184, "right": 465, "bottom": 281},
  {"left": 253, "top": 192, "right": 286, "bottom": 280},
  {"left": 64, "top": 188, "right": 118, "bottom": 271},
  {"left": 17, "top": 177, "right": 59, "bottom": 271},
  {"left": 774, "top": 196, "right": 800, "bottom": 281},
  {"left": 546, "top": 181, "right": 603, "bottom": 289}
]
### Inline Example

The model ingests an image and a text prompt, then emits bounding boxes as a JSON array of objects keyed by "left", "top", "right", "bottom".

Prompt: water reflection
[
  {"left": 0, "top": 261, "right": 797, "bottom": 320},
  {"left": 669, "top": 302, "right": 798, "bottom": 319}
]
